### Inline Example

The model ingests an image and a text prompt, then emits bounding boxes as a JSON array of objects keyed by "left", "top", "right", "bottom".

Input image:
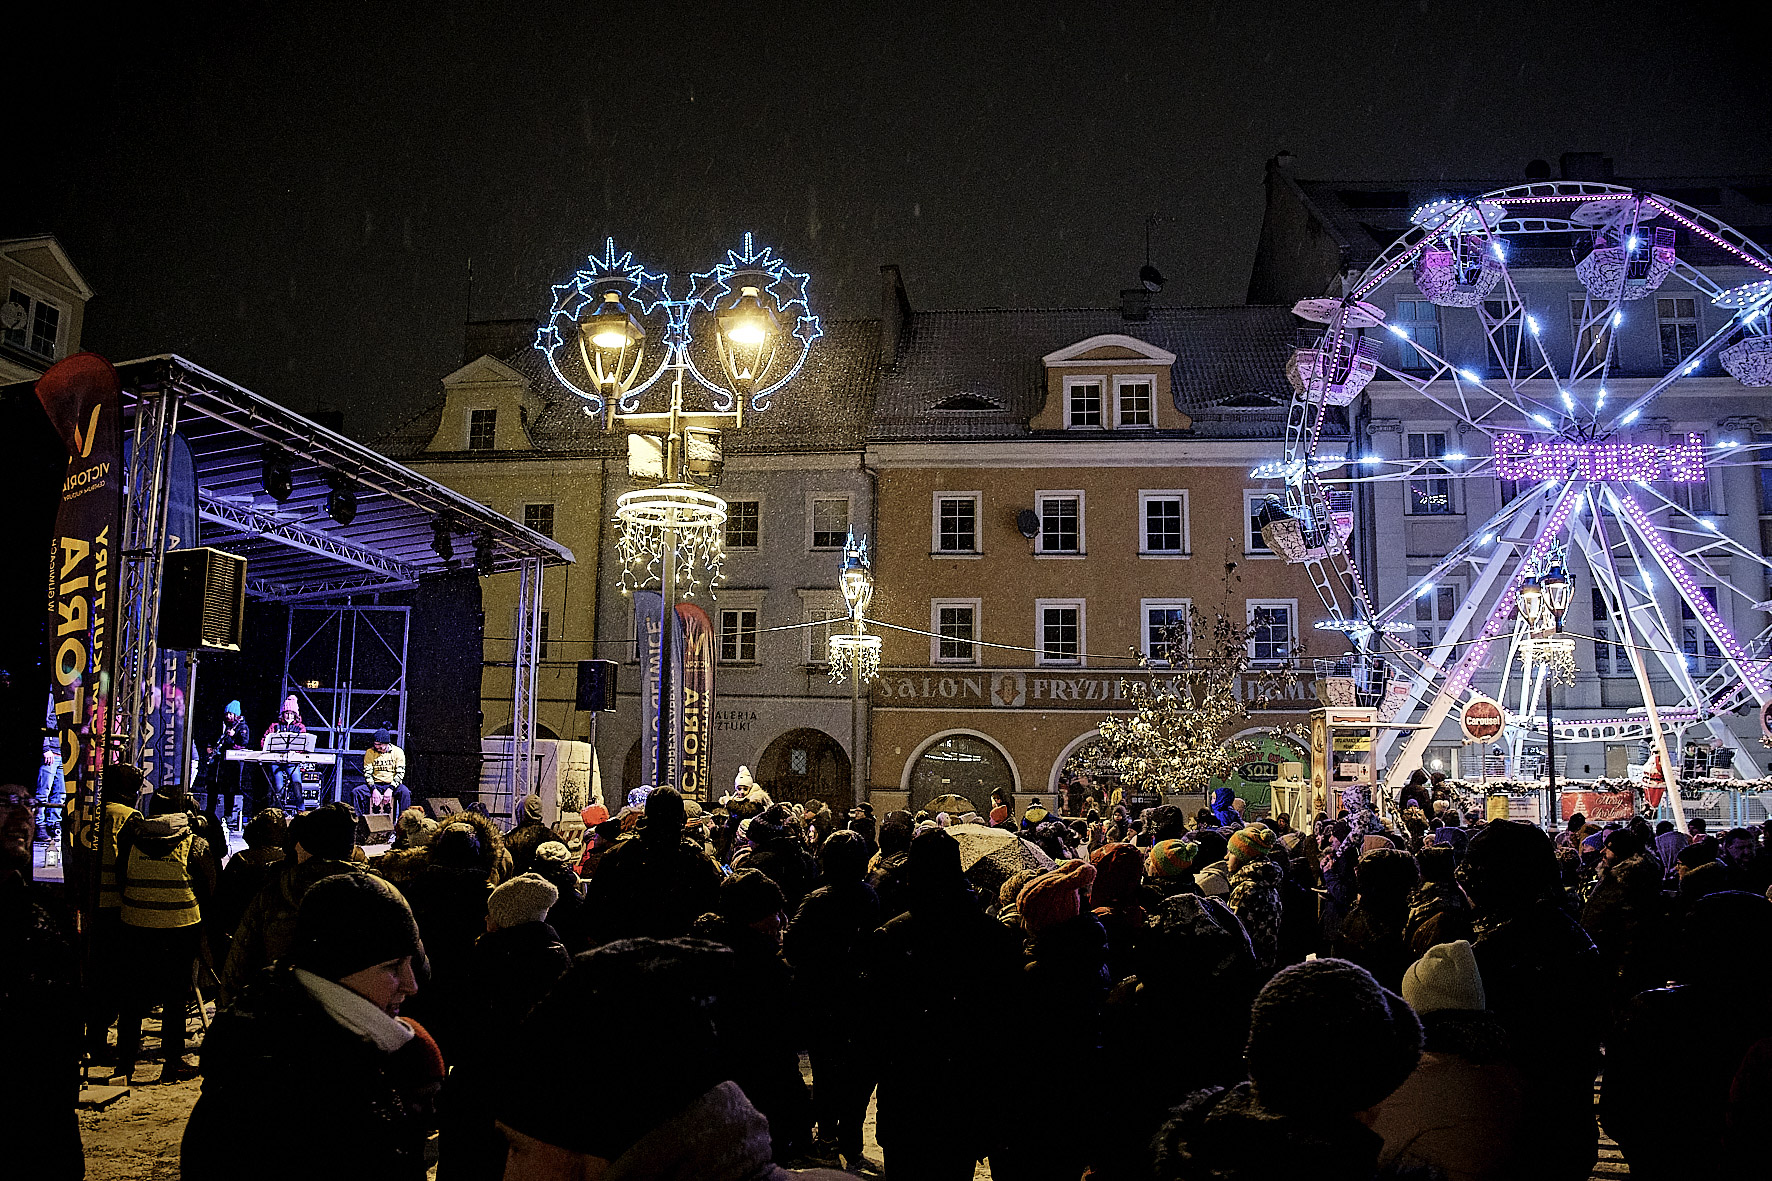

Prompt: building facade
[{"left": 1, "top": 236, "right": 92, "bottom": 383}]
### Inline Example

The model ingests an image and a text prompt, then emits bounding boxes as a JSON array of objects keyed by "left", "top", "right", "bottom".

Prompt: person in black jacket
[
  {"left": 183, "top": 874, "right": 444, "bottom": 1181},
  {"left": 590, "top": 787, "right": 723, "bottom": 942},
  {"left": 783, "top": 831, "right": 881, "bottom": 1170},
  {"left": 737, "top": 803, "right": 820, "bottom": 916},
  {"left": 398, "top": 819, "right": 496, "bottom": 1060}
]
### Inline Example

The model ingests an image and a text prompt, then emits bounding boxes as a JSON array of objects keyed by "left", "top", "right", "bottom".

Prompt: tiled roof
[
  {"left": 1294, "top": 175, "right": 1772, "bottom": 273},
  {"left": 377, "top": 318, "right": 882, "bottom": 459},
  {"left": 869, "top": 305, "right": 1302, "bottom": 440}
]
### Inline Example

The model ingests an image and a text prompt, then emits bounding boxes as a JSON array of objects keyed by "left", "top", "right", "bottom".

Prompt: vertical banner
[
  {"left": 37, "top": 353, "right": 122, "bottom": 889},
  {"left": 674, "top": 603, "right": 715, "bottom": 800},
  {"left": 633, "top": 591, "right": 665, "bottom": 792},
  {"left": 136, "top": 435, "right": 195, "bottom": 792}
]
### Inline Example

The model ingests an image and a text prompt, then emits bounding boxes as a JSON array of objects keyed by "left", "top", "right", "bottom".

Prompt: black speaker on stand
[
  {"left": 159, "top": 547, "right": 247, "bottom": 811},
  {"left": 576, "top": 659, "right": 618, "bottom": 711}
]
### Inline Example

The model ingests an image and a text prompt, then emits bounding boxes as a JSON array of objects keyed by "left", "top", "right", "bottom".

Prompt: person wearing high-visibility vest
[
  {"left": 85, "top": 762, "right": 144, "bottom": 1066},
  {"left": 115, "top": 794, "right": 215, "bottom": 1083}
]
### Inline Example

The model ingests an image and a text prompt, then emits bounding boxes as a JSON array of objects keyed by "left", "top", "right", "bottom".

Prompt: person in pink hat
[{"left": 262, "top": 694, "right": 309, "bottom": 809}]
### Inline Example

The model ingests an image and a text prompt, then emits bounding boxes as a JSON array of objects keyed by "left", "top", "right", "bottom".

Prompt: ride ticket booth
[{"left": 1310, "top": 706, "right": 1381, "bottom": 819}]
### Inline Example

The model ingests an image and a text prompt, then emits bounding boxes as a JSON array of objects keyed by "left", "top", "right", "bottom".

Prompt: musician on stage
[
  {"left": 213, "top": 701, "right": 253, "bottom": 827},
  {"left": 352, "top": 726, "right": 409, "bottom": 818},
  {"left": 261, "top": 695, "right": 308, "bottom": 809}
]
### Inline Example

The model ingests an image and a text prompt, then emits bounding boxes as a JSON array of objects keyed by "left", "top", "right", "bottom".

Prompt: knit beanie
[
  {"left": 293, "top": 802, "right": 356, "bottom": 861},
  {"left": 990, "top": 804, "right": 1010, "bottom": 826},
  {"left": 102, "top": 762, "right": 145, "bottom": 806},
  {"left": 488, "top": 872, "right": 559, "bottom": 930},
  {"left": 1246, "top": 958, "right": 1421, "bottom": 1116},
  {"left": 1401, "top": 940, "right": 1485, "bottom": 1014},
  {"left": 225, "top": 700, "right": 242, "bottom": 716},
  {"left": 999, "top": 868, "right": 1046, "bottom": 910},
  {"left": 1227, "top": 825, "right": 1275, "bottom": 864},
  {"left": 717, "top": 868, "right": 785, "bottom": 926},
  {"left": 244, "top": 808, "right": 289, "bottom": 849},
  {"left": 397, "top": 808, "right": 438, "bottom": 848},
  {"left": 1361, "top": 834, "right": 1394, "bottom": 856},
  {"left": 498, "top": 938, "right": 733, "bottom": 1161},
  {"left": 1023, "top": 804, "right": 1050, "bottom": 826},
  {"left": 1146, "top": 839, "right": 1200, "bottom": 880},
  {"left": 291, "top": 873, "right": 427, "bottom": 982},
  {"left": 374, "top": 727, "right": 391, "bottom": 745},
  {"left": 643, "top": 786, "right": 686, "bottom": 843},
  {"left": 532, "top": 840, "right": 573, "bottom": 870},
  {"left": 1017, "top": 859, "right": 1097, "bottom": 935},
  {"left": 519, "top": 794, "right": 544, "bottom": 824},
  {"left": 1090, "top": 843, "right": 1145, "bottom": 907},
  {"left": 581, "top": 804, "right": 610, "bottom": 828}
]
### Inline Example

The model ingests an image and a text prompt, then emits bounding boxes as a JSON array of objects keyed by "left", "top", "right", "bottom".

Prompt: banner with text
[
  {"left": 674, "top": 603, "right": 715, "bottom": 800},
  {"left": 38, "top": 353, "right": 122, "bottom": 890},
  {"left": 634, "top": 591, "right": 667, "bottom": 793},
  {"left": 873, "top": 669, "right": 1319, "bottom": 711}
]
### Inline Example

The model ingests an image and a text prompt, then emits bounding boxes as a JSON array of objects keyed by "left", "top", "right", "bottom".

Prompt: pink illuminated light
[{"left": 1493, "top": 433, "right": 1706, "bottom": 484}]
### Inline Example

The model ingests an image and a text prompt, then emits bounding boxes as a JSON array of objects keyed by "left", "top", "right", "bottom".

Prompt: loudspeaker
[
  {"left": 159, "top": 547, "right": 246, "bottom": 652},
  {"left": 576, "top": 659, "right": 619, "bottom": 711}
]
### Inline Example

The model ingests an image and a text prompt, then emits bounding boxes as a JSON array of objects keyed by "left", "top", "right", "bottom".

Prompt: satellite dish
[{"left": 1016, "top": 509, "right": 1039, "bottom": 539}]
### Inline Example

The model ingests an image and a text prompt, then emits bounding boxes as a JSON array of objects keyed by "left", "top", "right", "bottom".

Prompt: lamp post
[
  {"left": 832, "top": 534, "right": 882, "bottom": 806},
  {"left": 1516, "top": 563, "right": 1575, "bottom": 826},
  {"left": 537, "top": 236, "right": 822, "bottom": 796}
]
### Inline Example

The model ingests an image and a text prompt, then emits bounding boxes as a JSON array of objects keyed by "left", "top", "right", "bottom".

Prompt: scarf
[{"left": 294, "top": 968, "right": 415, "bottom": 1053}]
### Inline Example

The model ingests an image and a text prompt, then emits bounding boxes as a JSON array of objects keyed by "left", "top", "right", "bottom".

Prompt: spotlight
[
  {"left": 432, "top": 513, "right": 456, "bottom": 567},
  {"left": 263, "top": 448, "right": 294, "bottom": 502},
  {"left": 325, "top": 473, "right": 358, "bottom": 526},
  {"left": 1139, "top": 263, "right": 1166, "bottom": 293},
  {"left": 474, "top": 530, "right": 496, "bottom": 576}
]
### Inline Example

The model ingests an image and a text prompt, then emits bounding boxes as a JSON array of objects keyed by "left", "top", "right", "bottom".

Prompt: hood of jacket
[
  {"left": 1231, "top": 860, "right": 1283, "bottom": 892},
  {"left": 1418, "top": 1007, "right": 1513, "bottom": 1065},
  {"left": 604, "top": 1080, "right": 849, "bottom": 1181},
  {"left": 135, "top": 813, "right": 193, "bottom": 857},
  {"left": 1152, "top": 1083, "right": 1388, "bottom": 1181}
]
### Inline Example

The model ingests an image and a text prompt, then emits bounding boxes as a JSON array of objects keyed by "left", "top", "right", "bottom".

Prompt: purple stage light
[{"left": 1493, "top": 433, "right": 1707, "bottom": 484}]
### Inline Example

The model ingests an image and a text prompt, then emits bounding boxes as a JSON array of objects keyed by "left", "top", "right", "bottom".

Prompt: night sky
[{"left": 16, "top": 1, "right": 1769, "bottom": 433}]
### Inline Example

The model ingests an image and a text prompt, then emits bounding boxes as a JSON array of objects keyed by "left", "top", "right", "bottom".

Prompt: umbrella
[
  {"left": 925, "top": 793, "right": 977, "bottom": 816},
  {"left": 947, "top": 823, "right": 1056, "bottom": 894}
]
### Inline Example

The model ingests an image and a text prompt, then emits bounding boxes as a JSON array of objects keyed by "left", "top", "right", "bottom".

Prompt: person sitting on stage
[
  {"left": 261, "top": 695, "right": 309, "bottom": 809},
  {"left": 214, "top": 701, "right": 253, "bottom": 828},
  {"left": 353, "top": 727, "right": 409, "bottom": 818}
]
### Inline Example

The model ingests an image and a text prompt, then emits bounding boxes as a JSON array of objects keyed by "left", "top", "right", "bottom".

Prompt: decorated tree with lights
[{"left": 1079, "top": 570, "right": 1299, "bottom": 800}]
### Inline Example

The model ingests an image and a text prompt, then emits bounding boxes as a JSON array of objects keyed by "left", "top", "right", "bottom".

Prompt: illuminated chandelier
[{"left": 828, "top": 533, "right": 882, "bottom": 683}]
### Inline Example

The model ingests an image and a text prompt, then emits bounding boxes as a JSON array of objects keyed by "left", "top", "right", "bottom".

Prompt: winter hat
[
  {"left": 1023, "top": 803, "right": 1050, "bottom": 825},
  {"left": 1456, "top": 819, "right": 1561, "bottom": 917},
  {"left": 581, "top": 804, "right": 610, "bottom": 828},
  {"left": 520, "top": 794, "right": 544, "bottom": 824},
  {"left": 1246, "top": 958, "right": 1422, "bottom": 1116},
  {"left": 498, "top": 938, "right": 733, "bottom": 1161},
  {"left": 747, "top": 803, "right": 794, "bottom": 847},
  {"left": 291, "top": 872, "right": 427, "bottom": 982},
  {"left": 990, "top": 804, "right": 1010, "bottom": 826},
  {"left": 397, "top": 807, "right": 438, "bottom": 848},
  {"left": 818, "top": 830, "right": 871, "bottom": 882},
  {"left": 225, "top": 700, "right": 243, "bottom": 715},
  {"left": 430, "top": 822, "right": 486, "bottom": 870},
  {"left": 532, "top": 840, "right": 573, "bottom": 870},
  {"left": 1090, "top": 843, "right": 1144, "bottom": 907},
  {"left": 1227, "top": 825, "right": 1275, "bottom": 864},
  {"left": 1016, "top": 858, "right": 1097, "bottom": 936},
  {"left": 1146, "top": 839, "right": 1200, "bottom": 880},
  {"left": 642, "top": 786, "right": 685, "bottom": 844},
  {"left": 1401, "top": 940, "right": 1485, "bottom": 1014},
  {"left": 1146, "top": 804, "right": 1187, "bottom": 843},
  {"left": 489, "top": 872, "right": 559, "bottom": 929},
  {"left": 101, "top": 762, "right": 145, "bottom": 806},
  {"left": 244, "top": 808, "right": 288, "bottom": 849},
  {"left": 281, "top": 694, "right": 300, "bottom": 716},
  {"left": 1361, "top": 834, "right": 1395, "bottom": 856},
  {"left": 292, "top": 802, "right": 356, "bottom": 861},
  {"left": 373, "top": 726, "right": 392, "bottom": 745},
  {"left": 718, "top": 868, "right": 786, "bottom": 925},
  {"left": 999, "top": 868, "right": 1046, "bottom": 910},
  {"left": 734, "top": 765, "right": 755, "bottom": 792}
]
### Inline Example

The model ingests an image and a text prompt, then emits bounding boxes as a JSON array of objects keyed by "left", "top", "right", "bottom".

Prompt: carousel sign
[{"left": 1460, "top": 695, "right": 1505, "bottom": 743}]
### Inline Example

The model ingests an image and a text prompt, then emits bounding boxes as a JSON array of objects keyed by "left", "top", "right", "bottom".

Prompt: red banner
[
  {"left": 1561, "top": 790, "right": 1636, "bottom": 823},
  {"left": 38, "top": 354, "right": 122, "bottom": 892}
]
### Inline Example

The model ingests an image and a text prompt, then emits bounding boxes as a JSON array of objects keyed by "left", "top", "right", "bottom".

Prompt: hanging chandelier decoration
[
  {"left": 828, "top": 532, "right": 882, "bottom": 683},
  {"left": 613, "top": 487, "right": 727, "bottom": 599}
]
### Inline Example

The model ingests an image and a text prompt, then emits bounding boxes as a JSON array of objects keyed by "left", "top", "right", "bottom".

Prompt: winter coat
[
  {"left": 1600, "top": 982, "right": 1772, "bottom": 1180},
  {"left": 736, "top": 837, "right": 821, "bottom": 916},
  {"left": 867, "top": 851, "right": 912, "bottom": 922},
  {"left": 590, "top": 833, "right": 725, "bottom": 942},
  {"left": 1022, "top": 910, "right": 1110, "bottom": 1059},
  {"left": 374, "top": 844, "right": 430, "bottom": 888},
  {"left": 183, "top": 967, "right": 442, "bottom": 1181},
  {"left": 210, "top": 846, "right": 285, "bottom": 955},
  {"left": 596, "top": 1081, "right": 851, "bottom": 1181},
  {"left": 1403, "top": 880, "right": 1471, "bottom": 956},
  {"left": 1092, "top": 901, "right": 1148, "bottom": 985},
  {"left": 1153, "top": 1082, "right": 1434, "bottom": 1181},
  {"left": 783, "top": 879, "right": 881, "bottom": 1020},
  {"left": 1579, "top": 853, "right": 1669, "bottom": 1002},
  {"left": 1370, "top": 1009, "right": 1525, "bottom": 1181},
  {"left": 503, "top": 820, "right": 565, "bottom": 878},
  {"left": 1470, "top": 900, "right": 1603, "bottom": 1181},
  {"left": 1210, "top": 786, "right": 1239, "bottom": 827},
  {"left": 398, "top": 862, "right": 492, "bottom": 1058},
  {"left": 1334, "top": 902, "right": 1414, "bottom": 994},
  {"left": 1226, "top": 861, "right": 1285, "bottom": 971},
  {"left": 219, "top": 855, "right": 362, "bottom": 1002},
  {"left": 0, "top": 875, "right": 83, "bottom": 1181},
  {"left": 530, "top": 862, "right": 588, "bottom": 954}
]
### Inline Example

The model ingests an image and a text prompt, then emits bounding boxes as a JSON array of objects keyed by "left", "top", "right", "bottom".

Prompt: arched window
[{"left": 907, "top": 732, "right": 1016, "bottom": 814}]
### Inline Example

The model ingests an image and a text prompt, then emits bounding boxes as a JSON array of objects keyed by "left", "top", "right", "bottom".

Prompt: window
[
  {"left": 522, "top": 503, "right": 555, "bottom": 539},
  {"left": 719, "top": 609, "right": 759, "bottom": 664},
  {"left": 933, "top": 493, "right": 981, "bottom": 554},
  {"left": 725, "top": 500, "right": 760, "bottom": 549},
  {"left": 2, "top": 287, "right": 61, "bottom": 359},
  {"left": 1406, "top": 432, "right": 1454, "bottom": 515},
  {"left": 1567, "top": 295, "right": 1615, "bottom": 373},
  {"left": 1245, "top": 491, "right": 1276, "bottom": 556},
  {"left": 1036, "top": 491, "right": 1083, "bottom": 555},
  {"left": 1481, "top": 299, "right": 1522, "bottom": 374},
  {"left": 1591, "top": 587, "right": 1628, "bottom": 676},
  {"left": 1065, "top": 379, "right": 1104, "bottom": 428},
  {"left": 467, "top": 408, "right": 497, "bottom": 451},
  {"left": 537, "top": 610, "right": 551, "bottom": 660},
  {"left": 1142, "top": 599, "right": 1191, "bottom": 665},
  {"left": 808, "top": 496, "right": 850, "bottom": 549},
  {"left": 931, "top": 599, "right": 981, "bottom": 664},
  {"left": 1247, "top": 600, "right": 1295, "bottom": 665},
  {"left": 1036, "top": 599, "right": 1085, "bottom": 665},
  {"left": 1393, "top": 299, "right": 1441, "bottom": 367},
  {"left": 1413, "top": 583, "right": 1460, "bottom": 651},
  {"left": 1140, "top": 490, "right": 1189, "bottom": 555},
  {"left": 1115, "top": 378, "right": 1154, "bottom": 427},
  {"left": 1657, "top": 296, "right": 1700, "bottom": 369},
  {"left": 800, "top": 591, "right": 847, "bottom": 666},
  {"left": 1682, "top": 587, "right": 1724, "bottom": 676}
]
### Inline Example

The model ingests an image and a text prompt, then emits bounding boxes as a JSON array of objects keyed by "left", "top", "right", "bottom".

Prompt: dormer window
[
  {"left": 2, "top": 286, "right": 61, "bottom": 359},
  {"left": 1115, "top": 378, "right": 1153, "bottom": 427},
  {"left": 468, "top": 408, "right": 497, "bottom": 451},
  {"left": 1065, "top": 379, "right": 1104, "bottom": 428}
]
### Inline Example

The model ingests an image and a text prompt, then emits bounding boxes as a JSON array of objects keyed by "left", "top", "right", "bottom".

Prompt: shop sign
[{"left": 873, "top": 669, "right": 1317, "bottom": 711}]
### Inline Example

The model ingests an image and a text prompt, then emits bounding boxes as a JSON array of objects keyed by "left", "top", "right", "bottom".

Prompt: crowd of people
[{"left": 7, "top": 763, "right": 1772, "bottom": 1180}]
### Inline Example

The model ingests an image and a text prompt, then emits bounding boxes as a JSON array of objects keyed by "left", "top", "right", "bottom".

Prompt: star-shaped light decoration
[{"left": 535, "top": 238, "right": 670, "bottom": 411}]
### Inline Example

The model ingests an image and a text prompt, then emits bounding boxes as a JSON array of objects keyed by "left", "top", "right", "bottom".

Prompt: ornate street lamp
[
  {"left": 829, "top": 533, "right": 882, "bottom": 805},
  {"left": 537, "top": 234, "right": 823, "bottom": 793},
  {"left": 1516, "top": 562, "right": 1576, "bottom": 823}
]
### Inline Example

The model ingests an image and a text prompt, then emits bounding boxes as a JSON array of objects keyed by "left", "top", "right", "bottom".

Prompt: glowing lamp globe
[
  {"left": 1541, "top": 564, "right": 1574, "bottom": 620},
  {"left": 716, "top": 286, "right": 781, "bottom": 392},
  {"left": 1516, "top": 577, "right": 1546, "bottom": 630},
  {"left": 578, "top": 291, "right": 647, "bottom": 390}
]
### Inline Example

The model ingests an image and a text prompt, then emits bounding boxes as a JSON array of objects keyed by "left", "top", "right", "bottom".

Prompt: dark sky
[{"left": 17, "top": 0, "right": 1770, "bottom": 433}]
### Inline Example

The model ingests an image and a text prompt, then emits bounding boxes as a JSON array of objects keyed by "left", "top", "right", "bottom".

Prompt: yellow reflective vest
[
  {"left": 98, "top": 802, "right": 138, "bottom": 911},
  {"left": 120, "top": 831, "right": 201, "bottom": 929}
]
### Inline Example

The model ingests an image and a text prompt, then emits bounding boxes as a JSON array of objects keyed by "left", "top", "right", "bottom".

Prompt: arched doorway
[
  {"left": 905, "top": 731, "right": 1016, "bottom": 815},
  {"left": 1055, "top": 732, "right": 1137, "bottom": 814},
  {"left": 756, "top": 729, "right": 851, "bottom": 812}
]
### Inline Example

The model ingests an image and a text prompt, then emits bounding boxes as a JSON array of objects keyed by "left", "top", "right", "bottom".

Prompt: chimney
[
  {"left": 1558, "top": 152, "right": 1614, "bottom": 181},
  {"left": 880, "top": 264, "right": 912, "bottom": 364},
  {"left": 1119, "top": 288, "right": 1151, "bottom": 321}
]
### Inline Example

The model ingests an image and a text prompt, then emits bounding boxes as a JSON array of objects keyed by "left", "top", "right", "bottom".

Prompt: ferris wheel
[{"left": 1267, "top": 181, "right": 1772, "bottom": 802}]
